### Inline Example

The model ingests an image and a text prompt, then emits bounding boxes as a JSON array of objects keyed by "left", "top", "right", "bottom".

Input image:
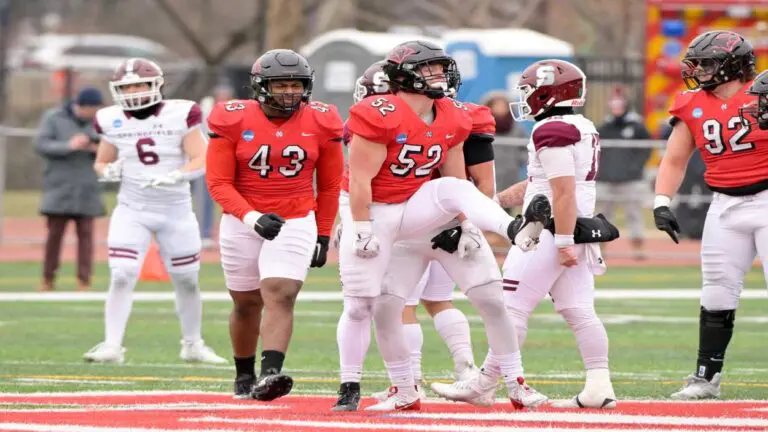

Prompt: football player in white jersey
[
  {"left": 432, "top": 60, "right": 617, "bottom": 409},
  {"left": 83, "top": 58, "right": 226, "bottom": 365}
]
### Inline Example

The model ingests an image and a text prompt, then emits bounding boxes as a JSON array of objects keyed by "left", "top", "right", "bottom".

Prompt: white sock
[
  {"left": 337, "top": 297, "right": 373, "bottom": 384},
  {"left": 385, "top": 359, "right": 416, "bottom": 396},
  {"left": 104, "top": 268, "right": 139, "bottom": 347},
  {"left": 507, "top": 307, "right": 530, "bottom": 348},
  {"left": 433, "top": 308, "right": 474, "bottom": 374},
  {"left": 171, "top": 272, "right": 202, "bottom": 343},
  {"left": 404, "top": 323, "right": 423, "bottom": 382},
  {"left": 493, "top": 350, "right": 524, "bottom": 388}
]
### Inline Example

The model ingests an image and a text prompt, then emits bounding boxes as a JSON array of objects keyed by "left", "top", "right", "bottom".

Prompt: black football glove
[
  {"left": 653, "top": 206, "right": 680, "bottom": 244},
  {"left": 311, "top": 236, "right": 330, "bottom": 268},
  {"left": 545, "top": 213, "right": 621, "bottom": 244},
  {"left": 431, "top": 226, "right": 462, "bottom": 253},
  {"left": 253, "top": 213, "right": 285, "bottom": 240}
]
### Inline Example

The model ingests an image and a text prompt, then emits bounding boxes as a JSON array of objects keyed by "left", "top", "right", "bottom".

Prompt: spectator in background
[
  {"left": 196, "top": 82, "right": 234, "bottom": 249},
  {"left": 480, "top": 91, "right": 528, "bottom": 192},
  {"left": 35, "top": 87, "right": 105, "bottom": 291},
  {"left": 596, "top": 90, "right": 653, "bottom": 259}
]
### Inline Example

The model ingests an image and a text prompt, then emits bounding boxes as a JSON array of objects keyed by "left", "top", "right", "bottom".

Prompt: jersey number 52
[
  {"left": 248, "top": 144, "right": 306, "bottom": 178},
  {"left": 390, "top": 144, "right": 443, "bottom": 177}
]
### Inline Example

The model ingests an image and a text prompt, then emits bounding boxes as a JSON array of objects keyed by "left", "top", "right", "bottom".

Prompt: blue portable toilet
[{"left": 443, "top": 28, "right": 575, "bottom": 107}]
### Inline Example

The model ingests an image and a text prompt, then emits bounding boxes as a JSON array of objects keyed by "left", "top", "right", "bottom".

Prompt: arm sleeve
[
  {"left": 315, "top": 137, "right": 344, "bottom": 237},
  {"left": 205, "top": 136, "right": 255, "bottom": 221},
  {"left": 538, "top": 146, "right": 576, "bottom": 179},
  {"left": 464, "top": 133, "right": 495, "bottom": 166},
  {"left": 35, "top": 110, "right": 71, "bottom": 157},
  {"left": 532, "top": 121, "right": 581, "bottom": 151}
]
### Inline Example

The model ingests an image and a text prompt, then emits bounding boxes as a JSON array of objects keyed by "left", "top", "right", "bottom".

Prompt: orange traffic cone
[{"left": 140, "top": 242, "right": 170, "bottom": 282}]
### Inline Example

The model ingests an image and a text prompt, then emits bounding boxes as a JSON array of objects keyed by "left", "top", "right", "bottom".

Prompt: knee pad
[
  {"left": 560, "top": 307, "right": 602, "bottom": 331},
  {"left": 506, "top": 306, "right": 530, "bottom": 327},
  {"left": 343, "top": 296, "right": 374, "bottom": 322},
  {"left": 465, "top": 281, "right": 506, "bottom": 317},
  {"left": 372, "top": 294, "right": 406, "bottom": 329},
  {"left": 110, "top": 267, "right": 138, "bottom": 291},
  {"left": 170, "top": 272, "right": 199, "bottom": 292},
  {"left": 700, "top": 307, "right": 735, "bottom": 330}
]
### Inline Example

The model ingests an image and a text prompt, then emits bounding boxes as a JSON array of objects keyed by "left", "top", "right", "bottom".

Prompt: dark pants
[{"left": 43, "top": 215, "right": 94, "bottom": 285}]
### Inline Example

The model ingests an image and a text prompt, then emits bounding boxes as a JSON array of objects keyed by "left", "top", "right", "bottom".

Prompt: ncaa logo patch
[
  {"left": 112, "top": 119, "right": 122, "bottom": 128},
  {"left": 396, "top": 133, "right": 407, "bottom": 144},
  {"left": 692, "top": 107, "right": 703, "bottom": 118},
  {"left": 242, "top": 130, "right": 254, "bottom": 142}
]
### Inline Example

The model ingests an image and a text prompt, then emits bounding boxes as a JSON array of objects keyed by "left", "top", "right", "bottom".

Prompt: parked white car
[{"left": 10, "top": 33, "right": 199, "bottom": 72}]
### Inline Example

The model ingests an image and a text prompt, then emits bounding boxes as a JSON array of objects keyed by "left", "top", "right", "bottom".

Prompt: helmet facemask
[
  {"left": 110, "top": 76, "right": 163, "bottom": 111},
  {"left": 739, "top": 93, "right": 768, "bottom": 130},
  {"left": 681, "top": 57, "right": 725, "bottom": 90},
  {"left": 252, "top": 76, "right": 312, "bottom": 115}
]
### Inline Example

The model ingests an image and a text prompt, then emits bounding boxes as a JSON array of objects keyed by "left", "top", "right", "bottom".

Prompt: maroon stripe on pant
[
  {"left": 503, "top": 278, "right": 519, "bottom": 292},
  {"left": 109, "top": 252, "right": 138, "bottom": 260},
  {"left": 172, "top": 254, "right": 200, "bottom": 266},
  {"left": 109, "top": 247, "right": 138, "bottom": 256}
]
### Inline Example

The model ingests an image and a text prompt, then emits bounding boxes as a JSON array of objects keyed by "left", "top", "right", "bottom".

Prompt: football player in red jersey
[
  {"left": 334, "top": 60, "right": 502, "bottom": 411},
  {"left": 340, "top": 40, "right": 550, "bottom": 411},
  {"left": 206, "top": 49, "right": 344, "bottom": 401},
  {"left": 653, "top": 30, "right": 768, "bottom": 400}
]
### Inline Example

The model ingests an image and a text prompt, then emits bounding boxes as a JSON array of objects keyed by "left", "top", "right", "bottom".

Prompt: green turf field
[{"left": 0, "top": 262, "right": 766, "bottom": 401}]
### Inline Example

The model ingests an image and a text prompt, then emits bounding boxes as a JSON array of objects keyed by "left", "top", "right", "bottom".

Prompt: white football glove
[
  {"left": 331, "top": 223, "right": 343, "bottom": 249},
  {"left": 353, "top": 221, "right": 380, "bottom": 259},
  {"left": 141, "top": 170, "right": 184, "bottom": 189},
  {"left": 457, "top": 220, "right": 483, "bottom": 259},
  {"left": 99, "top": 158, "right": 124, "bottom": 183}
]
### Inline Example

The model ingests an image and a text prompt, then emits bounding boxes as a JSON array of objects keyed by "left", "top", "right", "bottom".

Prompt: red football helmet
[
  {"left": 109, "top": 58, "right": 164, "bottom": 111},
  {"left": 353, "top": 60, "right": 391, "bottom": 103},
  {"left": 509, "top": 59, "right": 586, "bottom": 122}
]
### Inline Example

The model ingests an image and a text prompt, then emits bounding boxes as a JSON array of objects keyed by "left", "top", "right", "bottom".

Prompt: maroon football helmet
[
  {"left": 509, "top": 59, "right": 586, "bottom": 121},
  {"left": 109, "top": 58, "right": 164, "bottom": 110},
  {"left": 353, "top": 60, "right": 390, "bottom": 103}
]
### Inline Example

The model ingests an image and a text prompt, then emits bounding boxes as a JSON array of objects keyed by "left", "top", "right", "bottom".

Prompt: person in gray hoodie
[{"left": 35, "top": 87, "right": 105, "bottom": 291}]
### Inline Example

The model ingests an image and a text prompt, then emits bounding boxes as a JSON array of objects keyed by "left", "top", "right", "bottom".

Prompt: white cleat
[
  {"left": 365, "top": 386, "right": 421, "bottom": 411},
  {"left": 551, "top": 388, "right": 617, "bottom": 409},
  {"left": 372, "top": 383, "right": 426, "bottom": 402},
  {"left": 431, "top": 370, "right": 497, "bottom": 408},
  {"left": 670, "top": 373, "right": 721, "bottom": 400},
  {"left": 83, "top": 342, "right": 125, "bottom": 364},
  {"left": 508, "top": 376, "right": 549, "bottom": 410},
  {"left": 180, "top": 340, "right": 228, "bottom": 364}
]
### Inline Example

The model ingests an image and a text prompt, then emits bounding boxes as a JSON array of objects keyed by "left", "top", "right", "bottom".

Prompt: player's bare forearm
[
  {"left": 93, "top": 139, "right": 117, "bottom": 176},
  {"left": 438, "top": 143, "right": 468, "bottom": 180},
  {"left": 655, "top": 122, "right": 696, "bottom": 198},
  {"left": 348, "top": 135, "right": 386, "bottom": 221},
  {"left": 467, "top": 160, "right": 495, "bottom": 197},
  {"left": 315, "top": 139, "right": 344, "bottom": 236},
  {"left": 549, "top": 176, "right": 577, "bottom": 235},
  {"left": 179, "top": 128, "right": 207, "bottom": 176},
  {"left": 496, "top": 180, "right": 527, "bottom": 208}
]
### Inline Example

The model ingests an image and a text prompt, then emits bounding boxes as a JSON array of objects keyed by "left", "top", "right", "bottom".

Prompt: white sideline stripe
[
  {"left": 393, "top": 412, "right": 768, "bottom": 427},
  {"left": 183, "top": 417, "right": 717, "bottom": 432},
  {"left": 0, "top": 289, "right": 765, "bottom": 302},
  {"left": 0, "top": 424, "right": 224, "bottom": 432},
  {"left": 1, "top": 402, "right": 280, "bottom": 413},
  {"left": 0, "top": 390, "right": 232, "bottom": 397}
]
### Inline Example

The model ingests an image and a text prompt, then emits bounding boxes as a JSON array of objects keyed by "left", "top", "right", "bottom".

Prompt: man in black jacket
[{"left": 596, "top": 92, "right": 652, "bottom": 259}]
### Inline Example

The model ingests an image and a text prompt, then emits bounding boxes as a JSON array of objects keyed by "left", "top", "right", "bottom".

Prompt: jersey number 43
[{"left": 248, "top": 144, "right": 306, "bottom": 178}]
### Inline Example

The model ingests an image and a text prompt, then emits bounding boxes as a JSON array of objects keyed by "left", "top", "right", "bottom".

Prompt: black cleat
[
  {"left": 331, "top": 382, "right": 361, "bottom": 411},
  {"left": 508, "top": 194, "right": 552, "bottom": 250},
  {"left": 233, "top": 374, "right": 255, "bottom": 400},
  {"left": 251, "top": 373, "right": 293, "bottom": 401}
]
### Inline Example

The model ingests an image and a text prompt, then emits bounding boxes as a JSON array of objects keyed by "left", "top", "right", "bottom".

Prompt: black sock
[
  {"left": 341, "top": 382, "right": 360, "bottom": 392},
  {"left": 260, "top": 350, "right": 285, "bottom": 376},
  {"left": 696, "top": 307, "right": 735, "bottom": 381},
  {"left": 234, "top": 356, "right": 255, "bottom": 377}
]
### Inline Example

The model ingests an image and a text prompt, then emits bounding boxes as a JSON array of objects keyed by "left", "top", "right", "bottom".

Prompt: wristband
[
  {"left": 554, "top": 234, "right": 575, "bottom": 248},
  {"left": 654, "top": 195, "right": 671, "bottom": 209},
  {"left": 242, "top": 210, "right": 263, "bottom": 228}
]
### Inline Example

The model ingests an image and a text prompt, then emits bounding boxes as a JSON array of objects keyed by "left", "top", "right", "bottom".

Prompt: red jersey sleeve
[
  {"left": 668, "top": 90, "right": 699, "bottom": 128},
  {"left": 532, "top": 121, "right": 581, "bottom": 151},
  {"left": 206, "top": 101, "right": 244, "bottom": 141},
  {"left": 205, "top": 103, "right": 254, "bottom": 221},
  {"left": 448, "top": 104, "right": 473, "bottom": 148},
  {"left": 311, "top": 103, "right": 345, "bottom": 237},
  {"left": 467, "top": 103, "right": 496, "bottom": 136},
  {"left": 346, "top": 96, "right": 400, "bottom": 144}
]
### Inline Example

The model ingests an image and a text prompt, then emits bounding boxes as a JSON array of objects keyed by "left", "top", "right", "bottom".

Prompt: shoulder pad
[
  {"left": 305, "top": 101, "right": 344, "bottom": 138},
  {"left": 467, "top": 103, "right": 495, "bottom": 136},
  {"left": 669, "top": 89, "right": 700, "bottom": 119},
  {"left": 531, "top": 120, "right": 581, "bottom": 151},
  {"left": 347, "top": 95, "right": 403, "bottom": 143},
  {"left": 93, "top": 105, "right": 123, "bottom": 134},
  {"left": 207, "top": 99, "right": 249, "bottom": 140}
]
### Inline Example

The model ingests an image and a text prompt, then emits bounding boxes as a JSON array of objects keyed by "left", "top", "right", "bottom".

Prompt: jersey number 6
[
  {"left": 248, "top": 144, "right": 307, "bottom": 178},
  {"left": 136, "top": 138, "right": 159, "bottom": 165},
  {"left": 390, "top": 144, "right": 443, "bottom": 177}
]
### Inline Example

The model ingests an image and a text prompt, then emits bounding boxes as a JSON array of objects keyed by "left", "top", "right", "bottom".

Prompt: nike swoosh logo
[
  {"left": 446, "top": 134, "right": 455, "bottom": 139},
  {"left": 302, "top": 132, "right": 315, "bottom": 137}
]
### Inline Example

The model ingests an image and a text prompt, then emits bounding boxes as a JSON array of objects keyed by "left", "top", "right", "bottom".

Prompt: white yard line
[{"left": 0, "top": 289, "right": 765, "bottom": 302}]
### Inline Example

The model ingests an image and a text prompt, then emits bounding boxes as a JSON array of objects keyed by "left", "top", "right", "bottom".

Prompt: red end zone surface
[{"left": 1, "top": 392, "right": 767, "bottom": 432}]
